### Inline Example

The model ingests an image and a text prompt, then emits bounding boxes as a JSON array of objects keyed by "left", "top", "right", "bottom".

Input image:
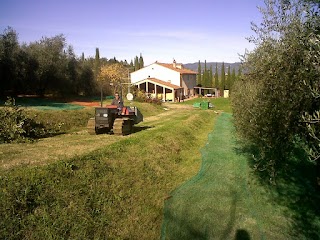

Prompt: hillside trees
[{"left": 232, "top": 0, "right": 320, "bottom": 180}]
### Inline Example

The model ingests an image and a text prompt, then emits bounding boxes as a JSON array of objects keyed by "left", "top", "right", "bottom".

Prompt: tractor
[{"left": 87, "top": 105, "right": 143, "bottom": 135}]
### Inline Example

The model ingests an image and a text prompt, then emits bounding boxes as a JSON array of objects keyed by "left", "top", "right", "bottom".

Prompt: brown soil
[{"left": 69, "top": 101, "right": 101, "bottom": 107}]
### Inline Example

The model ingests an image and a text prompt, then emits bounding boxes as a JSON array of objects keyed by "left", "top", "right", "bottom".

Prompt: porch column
[
  {"left": 163, "top": 87, "right": 165, "bottom": 102},
  {"left": 155, "top": 83, "right": 157, "bottom": 98},
  {"left": 146, "top": 81, "right": 149, "bottom": 93}
]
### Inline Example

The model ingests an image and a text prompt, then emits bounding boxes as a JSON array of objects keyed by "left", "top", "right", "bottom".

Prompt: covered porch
[
  {"left": 194, "top": 86, "right": 219, "bottom": 97},
  {"left": 134, "top": 78, "right": 184, "bottom": 102}
]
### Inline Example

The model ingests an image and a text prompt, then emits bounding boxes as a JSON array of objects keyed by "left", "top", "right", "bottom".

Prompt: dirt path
[{"left": 0, "top": 107, "right": 191, "bottom": 169}]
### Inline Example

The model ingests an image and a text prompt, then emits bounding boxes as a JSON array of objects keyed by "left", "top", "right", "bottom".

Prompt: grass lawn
[
  {"left": 178, "top": 97, "right": 232, "bottom": 113},
  {"left": 0, "top": 99, "right": 318, "bottom": 239},
  {"left": 0, "top": 105, "right": 218, "bottom": 239}
]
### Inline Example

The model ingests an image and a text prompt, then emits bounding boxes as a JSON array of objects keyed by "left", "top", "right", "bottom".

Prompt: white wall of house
[{"left": 131, "top": 63, "right": 181, "bottom": 86}]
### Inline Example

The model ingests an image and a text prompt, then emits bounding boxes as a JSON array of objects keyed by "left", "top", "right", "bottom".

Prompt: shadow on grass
[
  {"left": 234, "top": 229, "right": 251, "bottom": 240},
  {"left": 162, "top": 191, "right": 238, "bottom": 240},
  {"left": 236, "top": 143, "right": 320, "bottom": 239},
  {"left": 162, "top": 186, "right": 252, "bottom": 240},
  {"left": 132, "top": 125, "right": 153, "bottom": 133}
]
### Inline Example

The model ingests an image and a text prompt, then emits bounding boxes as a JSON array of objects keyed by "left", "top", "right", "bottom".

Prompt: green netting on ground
[
  {"left": 32, "top": 103, "right": 83, "bottom": 111},
  {"left": 12, "top": 98, "right": 84, "bottom": 110},
  {"left": 161, "top": 113, "right": 266, "bottom": 240}
]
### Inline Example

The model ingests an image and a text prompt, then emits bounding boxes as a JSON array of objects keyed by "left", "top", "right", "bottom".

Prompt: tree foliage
[
  {"left": 139, "top": 53, "right": 144, "bottom": 69},
  {"left": 197, "top": 60, "right": 202, "bottom": 86},
  {"left": 232, "top": 0, "right": 320, "bottom": 180},
  {"left": 220, "top": 62, "right": 225, "bottom": 96},
  {"left": 214, "top": 63, "right": 219, "bottom": 88},
  {"left": 0, "top": 27, "right": 20, "bottom": 96},
  {"left": 98, "top": 63, "right": 128, "bottom": 94},
  {"left": 0, "top": 27, "right": 134, "bottom": 98},
  {"left": 226, "top": 66, "right": 231, "bottom": 90},
  {"left": 231, "top": 68, "right": 236, "bottom": 91},
  {"left": 134, "top": 56, "right": 139, "bottom": 71},
  {"left": 209, "top": 65, "right": 213, "bottom": 87}
]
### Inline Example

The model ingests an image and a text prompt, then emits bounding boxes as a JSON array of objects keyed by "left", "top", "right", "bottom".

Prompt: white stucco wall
[{"left": 130, "top": 63, "right": 181, "bottom": 86}]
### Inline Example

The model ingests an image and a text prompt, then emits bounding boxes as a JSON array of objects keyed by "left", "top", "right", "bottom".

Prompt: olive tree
[{"left": 232, "top": 0, "right": 320, "bottom": 179}]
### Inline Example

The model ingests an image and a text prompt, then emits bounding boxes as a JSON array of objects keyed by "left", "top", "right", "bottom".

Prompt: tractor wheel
[
  {"left": 113, "top": 118, "right": 133, "bottom": 135},
  {"left": 87, "top": 118, "right": 96, "bottom": 135}
]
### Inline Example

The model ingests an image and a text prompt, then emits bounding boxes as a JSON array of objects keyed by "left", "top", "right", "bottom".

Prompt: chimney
[{"left": 173, "top": 59, "right": 176, "bottom": 68}]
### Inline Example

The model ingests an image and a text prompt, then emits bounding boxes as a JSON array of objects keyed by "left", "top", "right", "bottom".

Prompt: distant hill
[{"left": 183, "top": 62, "right": 241, "bottom": 74}]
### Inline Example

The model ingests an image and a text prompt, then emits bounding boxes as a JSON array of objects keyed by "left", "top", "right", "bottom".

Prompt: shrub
[
  {"left": 133, "top": 89, "right": 162, "bottom": 105},
  {"left": 0, "top": 98, "right": 62, "bottom": 143}
]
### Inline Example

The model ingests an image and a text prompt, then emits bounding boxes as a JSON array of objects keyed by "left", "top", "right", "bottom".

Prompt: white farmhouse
[{"left": 130, "top": 60, "right": 197, "bottom": 102}]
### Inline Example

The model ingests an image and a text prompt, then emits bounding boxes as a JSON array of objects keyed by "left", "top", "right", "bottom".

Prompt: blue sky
[{"left": 1, "top": 0, "right": 264, "bottom": 65}]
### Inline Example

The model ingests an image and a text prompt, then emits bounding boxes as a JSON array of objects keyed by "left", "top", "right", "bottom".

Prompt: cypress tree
[
  {"left": 214, "top": 63, "right": 219, "bottom": 88},
  {"left": 139, "top": 53, "right": 144, "bottom": 69},
  {"left": 94, "top": 47, "right": 100, "bottom": 80},
  {"left": 209, "top": 65, "right": 213, "bottom": 87},
  {"left": 237, "top": 66, "right": 242, "bottom": 80},
  {"left": 226, "top": 66, "right": 231, "bottom": 90},
  {"left": 95, "top": 47, "right": 102, "bottom": 106},
  {"left": 134, "top": 56, "right": 139, "bottom": 71},
  {"left": 197, "top": 60, "right": 202, "bottom": 86},
  {"left": 231, "top": 68, "right": 236, "bottom": 90},
  {"left": 202, "top": 70, "right": 206, "bottom": 87},
  {"left": 130, "top": 59, "right": 134, "bottom": 68},
  {"left": 203, "top": 60, "right": 208, "bottom": 87},
  {"left": 81, "top": 52, "right": 85, "bottom": 62},
  {"left": 220, "top": 62, "right": 225, "bottom": 97}
]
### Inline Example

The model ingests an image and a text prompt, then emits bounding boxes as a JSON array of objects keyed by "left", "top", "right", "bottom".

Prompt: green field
[
  {"left": 178, "top": 97, "right": 232, "bottom": 113},
  {"left": 0, "top": 99, "right": 319, "bottom": 239}
]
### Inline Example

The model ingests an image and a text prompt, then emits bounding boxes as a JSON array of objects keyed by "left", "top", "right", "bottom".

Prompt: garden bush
[{"left": 0, "top": 98, "right": 62, "bottom": 143}]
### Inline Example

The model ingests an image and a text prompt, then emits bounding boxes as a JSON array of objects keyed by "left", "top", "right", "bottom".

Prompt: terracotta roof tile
[
  {"left": 156, "top": 62, "right": 197, "bottom": 74},
  {"left": 148, "top": 78, "right": 182, "bottom": 89}
]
